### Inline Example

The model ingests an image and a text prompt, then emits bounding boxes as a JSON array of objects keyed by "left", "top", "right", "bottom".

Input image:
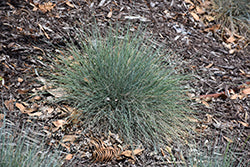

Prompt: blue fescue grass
[
  {"left": 0, "top": 112, "right": 61, "bottom": 167},
  {"left": 52, "top": 25, "right": 193, "bottom": 147},
  {"left": 187, "top": 137, "right": 250, "bottom": 167}
]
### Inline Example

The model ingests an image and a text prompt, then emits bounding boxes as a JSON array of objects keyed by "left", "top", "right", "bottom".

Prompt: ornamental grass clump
[
  {"left": 0, "top": 113, "right": 61, "bottom": 167},
  {"left": 53, "top": 26, "right": 191, "bottom": 147}
]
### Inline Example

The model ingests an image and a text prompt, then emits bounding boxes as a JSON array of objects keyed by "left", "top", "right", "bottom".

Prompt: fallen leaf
[
  {"left": 190, "top": 12, "right": 200, "bottom": 21},
  {"left": 59, "top": 141, "right": 71, "bottom": 151},
  {"left": 28, "top": 112, "right": 42, "bottom": 117},
  {"left": 65, "top": 0, "right": 74, "bottom": 8},
  {"left": 226, "top": 36, "right": 236, "bottom": 43},
  {"left": 107, "top": 8, "right": 112, "bottom": 18},
  {"left": 120, "top": 150, "right": 133, "bottom": 158},
  {"left": 133, "top": 148, "right": 144, "bottom": 155},
  {"left": 230, "top": 94, "right": 238, "bottom": 99},
  {"left": 65, "top": 154, "right": 73, "bottom": 160},
  {"left": 18, "top": 89, "right": 29, "bottom": 94},
  {"left": 38, "top": 2, "right": 56, "bottom": 13},
  {"left": 204, "top": 24, "right": 220, "bottom": 33},
  {"left": 15, "top": 103, "right": 26, "bottom": 113},
  {"left": 62, "top": 135, "right": 77, "bottom": 142},
  {"left": 205, "top": 15, "right": 214, "bottom": 22},
  {"left": 33, "top": 96, "right": 42, "bottom": 101},
  {"left": 18, "top": 77, "right": 23, "bottom": 83},
  {"left": 196, "top": 6, "right": 205, "bottom": 14},
  {"left": 53, "top": 120, "right": 66, "bottom": 128},
  {"left": 223, "top": 136, "right": 233, "bottom": 143},
  {"left": 4, "top": 99, "right": 15, "bottom": 111},
  {"left": 238, "top": 121, "right": 249, "bottom": 127},
  {"left": 242, "top": 88, "right": 250, "bottom": 95}
]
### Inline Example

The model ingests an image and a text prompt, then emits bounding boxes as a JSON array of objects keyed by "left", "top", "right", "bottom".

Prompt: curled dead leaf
[
  {"left": 38, "top": 2, "right": 56, "bottom": 13},
  {"left": 15, "top": 102, "right": 26, "bottom": 113},
  {"left": 52, "top": 120, "right": 66, "bottom": 129},
  {"left": 238, "top": 121, "right": 249, "bottom": 127},
  {"left": 28, "top": 112, "right": 42, "bottom": 117},
  {"left": 18, "top": 77, "right": 23, "bottom": 83},
  {"left": 4, "top": 99, "right": 15, "bottom": 111},
  {"left": 65, "top": 154, "right": 73, "bottom": 160},
  {"left": 62, "top": 135, "right": 77, "bottom": 142},
  {"left": 190, "top": 12, "right": 200, "bottom": 21},
  {"left": 65, "top": 0, "right": 74, "bottom": 8},
  {"left": 242, "top": 88, "right": 250, "bottom": 95}
]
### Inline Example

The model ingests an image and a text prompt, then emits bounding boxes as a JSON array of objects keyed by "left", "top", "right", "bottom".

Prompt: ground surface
[{"left": 0, "top": 0, "right": 249, "bottom": 166}]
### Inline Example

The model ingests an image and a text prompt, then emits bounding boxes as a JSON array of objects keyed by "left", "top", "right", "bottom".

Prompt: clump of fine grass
[
  {"left": 52, "top": 26, "right": 192, "bottom": 147},
  {"left": 0, "top": 113, "right": 61, "bottom": 167},
  {"left": 187, "top": 136, "right": 250, "bottom": 167},
  {"left": 188, "top": 140, "right": 250, "bottom": 167},
  {"left": 212, "top": 0, "right": 249, "bottom": 37}
]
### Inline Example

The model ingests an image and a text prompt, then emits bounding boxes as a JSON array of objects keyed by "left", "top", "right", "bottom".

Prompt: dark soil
[{"left": 1, "top": 0, "right": 249, "bottom": 166}]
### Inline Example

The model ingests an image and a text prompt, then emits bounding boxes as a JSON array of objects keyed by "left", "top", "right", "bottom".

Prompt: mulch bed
[{"left": 1, "top": 0, "right": 249, "bottom": 166}]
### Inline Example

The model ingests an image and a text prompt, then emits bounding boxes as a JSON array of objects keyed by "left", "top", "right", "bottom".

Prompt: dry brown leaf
[
  {"left": 230, "top": 94, "right": 238, "bottom": 100},
  {"left": 120, "top": 150, "right": 132, "bottom": 157},
  {"left": 53, "top": 120, "right": 66, "bottom": 128},
  {"left": 15, "top": 102, "right": 26, "bottom": 113},
  {"left": 226, "top": 36, "right": 236, "bottom": 43},
  {"left": 205, "top": 15, "right": 214, "bottom": 22},
  {"left": 204, "top": 24, "right": 220, "bottom": 33},
  {"left": 223, "top": 136, "right": 233, "bottom": 143},
  {"left": 65, "top": 154, "right": 73, "bottom": 160},
  {"left": 196, "top": 6, "right": 205, "bottom": 14},
  {"left": 28, "top": 112, "right": 42, "bottom": 117},
  {"left": 18, "top": 77, "right": 23, "bottom": 83},
  {"left": 4, "top": 99, "right": 15, "bottom": 111},
  {"left": 65, "top": 0, "right": 74, "bottom": 8},
  {"left": 62, "top": 135, "right": 77, "bottom": 142},
  {"left": 133, "top": 148, "right": 144, "bottom": 155},
  {"left": 242, "top": 88, "right": 250, "bottom": 95},
  {"left": 107, "top": 8, "right": 112, "bottom": 18},
  {"left": 33, "top": 96, "right": 42, "bottom": 101},
  {"left": 190, "top": 12, "right": 200, "bottom": 21},
  {"left": 38, "top": 2, "right": 56, "bottom": 13},
  {"left": 18, "top": 89, "right": 29, "bottom": 94},
  {"left": 238, "top": 121, "right": 249, "bottom": 127},
  {"left": 59, "top": 142, "right": 71, "bottom": 151}
]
